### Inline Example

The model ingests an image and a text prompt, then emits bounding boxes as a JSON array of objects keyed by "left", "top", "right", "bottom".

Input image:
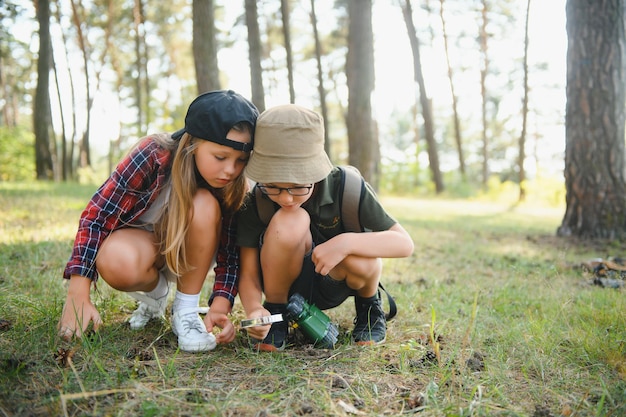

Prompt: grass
[{"left": 0, "top": 181, "right": 625, "bottom": 416}]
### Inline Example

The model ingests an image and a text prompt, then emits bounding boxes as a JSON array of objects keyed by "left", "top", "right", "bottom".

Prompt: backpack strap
[
  {"left": 340, "top": 166, "right": 397, "bottom": 321},
  {"left": 339, "top": 165, "right": 364, "bottom": 232},
  {"left": 378, "top": 282, "right": 397, "bottom": 321}
]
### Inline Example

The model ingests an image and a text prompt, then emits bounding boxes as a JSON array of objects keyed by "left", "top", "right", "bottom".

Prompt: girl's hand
[
  {"left": 58, "top": 276, "right": 102, "bottom": 340},
  {"left": 204, "top": 311, "right": 235, "bottom": 344},
  {"left": 243, "top": 307, "right": 272, "bottom": 341}
]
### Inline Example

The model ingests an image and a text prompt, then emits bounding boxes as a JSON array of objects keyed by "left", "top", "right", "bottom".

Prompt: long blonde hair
[{"left": 154, "top": 122, "right": 252, "bottom": 276}]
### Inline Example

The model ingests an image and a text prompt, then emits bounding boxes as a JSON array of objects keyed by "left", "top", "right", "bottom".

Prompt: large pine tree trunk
[{"left": 558, "top": 0, "right": 626, "bottom": 239}]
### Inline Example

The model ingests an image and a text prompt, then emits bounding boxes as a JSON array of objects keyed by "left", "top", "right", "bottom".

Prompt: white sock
[
  {"left": 145, "top": 272, "right": 169, "bottom": 299},
  {"left": 172, "top": 291, "right": 200, "bottom": 312}
]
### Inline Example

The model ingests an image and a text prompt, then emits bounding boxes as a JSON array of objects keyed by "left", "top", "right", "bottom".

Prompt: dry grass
[{"left": 0, "top": 182, "right": 624, "bottom": 417}]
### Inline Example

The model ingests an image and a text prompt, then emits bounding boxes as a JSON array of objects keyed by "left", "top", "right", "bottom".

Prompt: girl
[{"left": 58, "top": 90, "right": 258, "bottom": 352}]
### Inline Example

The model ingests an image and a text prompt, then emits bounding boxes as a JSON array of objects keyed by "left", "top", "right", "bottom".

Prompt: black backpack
[{"left": 254, "top": 165, "right": 397, "bottom": 321}]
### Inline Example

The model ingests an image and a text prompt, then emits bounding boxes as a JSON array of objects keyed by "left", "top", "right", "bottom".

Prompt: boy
[{"left": 237, "top": 104, "right": 414, "bottom": 351}]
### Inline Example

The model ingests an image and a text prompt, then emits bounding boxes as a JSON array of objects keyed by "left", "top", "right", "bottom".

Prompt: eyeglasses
[{"left": 257, "top": 184, "right": 313, "bottom": 196}]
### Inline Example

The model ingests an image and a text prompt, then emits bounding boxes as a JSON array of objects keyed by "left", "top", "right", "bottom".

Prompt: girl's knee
[{"left": 191, "top": 189, "right": 221, "bottom": 229}]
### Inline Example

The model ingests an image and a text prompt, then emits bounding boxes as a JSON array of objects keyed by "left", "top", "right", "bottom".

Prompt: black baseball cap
[{"left": 171, "top": 90, "right": 259, "bottom": 152}]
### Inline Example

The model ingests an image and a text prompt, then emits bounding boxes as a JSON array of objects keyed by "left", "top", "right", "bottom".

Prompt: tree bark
[
  {"left": 281, "top": 0, "right": 295, "bottom": 103},
  {"left": 479, "top": 0, "right": 489, "bottom": 187},
  {"left": 346, "top": 0, "right": 378, "bottom": 187},
  {"left": 439, "top": 0, "right": 465, "bottom": 179},
  {"left": 402, "top": 0, "right": 444, "bottom": 193},
  {"left": 193, "top": 0, "right": 220, "bottom": 93},
  {"left": 34, "top": 0, "right": 54, "bottom": 180},
  {"left": 310, "top": 0, "right": 330, "bottom": 158},
  {"left": 245, "top": 0, "right": 265, "bottom": 112},
  {"left": 558, "top": 0, "right": 626, "bottom": 239},
  {"left": 518, "top": 0, "right": 531, "bottom": 202}
]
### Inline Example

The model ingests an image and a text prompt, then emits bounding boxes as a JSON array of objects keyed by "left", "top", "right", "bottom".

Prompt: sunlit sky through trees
[{"left": 15, "top": 1, "right": 567, "bottom": 177}]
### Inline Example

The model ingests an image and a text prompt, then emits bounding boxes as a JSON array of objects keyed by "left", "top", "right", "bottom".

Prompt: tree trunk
[
  {"left": 479, "top": 0, "right": 489, "bottom": 187},
  {"left": 346, "top": 0, "right": 378, "bottom": 187},
  {"left": 402, "top": 0, "right": 444, "bottom": 193},
  {"left": 310, "top": 0, "right": 331, "bottom": 158},
  {"left": 281, "top": 0, "right": 295, "bottom": 103},
  {"left": 518, "top": 0, "right": 531, "bottom": 202},
  {"left": 34, "top": 0, "right": 54, "bottom": 180},
  {"left": 558, "top": 0, "right": 626, "bottom": 239},
  {"left": 193, "top": 0, "right": 220, "bottom": 93},
  {"left": 70, "top": 0, "right": 91, "bottom": 168},
  {"left": 245, "top": 0, "right": 265, "bottom": 112},
  {"left": 439, "top": 0, "right": 465, "bottom": 179}
]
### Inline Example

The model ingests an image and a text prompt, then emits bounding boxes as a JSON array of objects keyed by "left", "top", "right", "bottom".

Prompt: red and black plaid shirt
[{"left": 63, "top": 136, "right": 240, "bottom": 306}]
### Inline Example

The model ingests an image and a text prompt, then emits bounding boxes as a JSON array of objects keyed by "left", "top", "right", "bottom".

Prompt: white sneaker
[
  {"left": 127, "top": 286, "right": 170, "bottom": 330},
  {"left": 171, "top": 307, "right": 216, "bottom": 352}
]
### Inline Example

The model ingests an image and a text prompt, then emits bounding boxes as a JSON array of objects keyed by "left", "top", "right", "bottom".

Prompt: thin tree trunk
[
  {"left": 281, "top": 0, "right": 295, "bottom": 103},
  {"left": 439, "top": 0, "right": 465, "bottom": 179},
  {"left": 479, "top": 0, "right": 489, "bottom": 187},
  {"left": 245, "top": 0, "right": 265, "bottom": 112},
  {"left": 133, "top": 0, "right": 144, "bottom": 134},
  {"left": 69, "top": 0, "right": 91, "bottom": 168},
  {"left": 401, "top": 0, "right": 444, "bottom": 193},
  {"left": 309, "top": 0, "right": 330, "bottom": 158},
  {"left": 518, "top": 0, "right": 531, "bottom": 202},
  {"left": 34, "top": 0, "right": 54, "bottom": 180}
]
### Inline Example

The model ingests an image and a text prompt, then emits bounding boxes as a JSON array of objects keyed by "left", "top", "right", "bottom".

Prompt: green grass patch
[{"left": 0, "top": 181, "right": 624, "bottom": 416}]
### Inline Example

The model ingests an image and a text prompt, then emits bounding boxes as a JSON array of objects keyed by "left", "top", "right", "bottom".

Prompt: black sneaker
[
  {"left": 352, "top": 294, "right": 387, "bottom": 345},
  {"left": 253, "top": 302, "right": 288, "bottom": 352}
]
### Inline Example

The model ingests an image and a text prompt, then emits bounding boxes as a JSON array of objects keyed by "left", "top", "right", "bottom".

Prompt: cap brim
[{"left": 171, "top": 128, "right": 186, "bottom": 140}]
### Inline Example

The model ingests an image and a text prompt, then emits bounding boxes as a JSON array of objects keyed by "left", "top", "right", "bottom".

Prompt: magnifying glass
[{"left": 240, "top": 314, "right": 284, "bottom": 328}]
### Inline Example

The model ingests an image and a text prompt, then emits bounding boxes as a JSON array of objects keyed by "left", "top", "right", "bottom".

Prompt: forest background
[
  {"left": 1, "top": 1, "right": 626, "bottom": 415},
  {"left": 2, "top": 0, "right": 567, "bottom": 205}
]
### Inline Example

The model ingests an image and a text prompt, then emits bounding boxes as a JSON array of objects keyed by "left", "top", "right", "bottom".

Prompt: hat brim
[{"left": 245, "top": 152, "right": 333, "bottom": 184}]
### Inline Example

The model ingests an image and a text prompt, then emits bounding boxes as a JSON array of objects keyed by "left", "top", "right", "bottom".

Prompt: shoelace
[{"left": 176, "top": 307, "right": 209, "bottom": 333}]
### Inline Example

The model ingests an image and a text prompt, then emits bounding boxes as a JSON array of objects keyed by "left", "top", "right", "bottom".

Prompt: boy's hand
[
  {"left": 311, "top": 235, "right": 349, "bottom": 276},
  {"left": 243, "top": 307, "right": 272, "bottom": 340}
]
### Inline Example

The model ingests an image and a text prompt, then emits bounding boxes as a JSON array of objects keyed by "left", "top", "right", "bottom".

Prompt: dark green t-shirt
[{"left": 236, "top": 166, "right": 397, "bottom": 248}]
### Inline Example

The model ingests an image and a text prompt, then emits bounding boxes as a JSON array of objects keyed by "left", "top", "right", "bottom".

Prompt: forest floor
[{"left": 0, "top": 182, "right": 624, "bottom": 416}]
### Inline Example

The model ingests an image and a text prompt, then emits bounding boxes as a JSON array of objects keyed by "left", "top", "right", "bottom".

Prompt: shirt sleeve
[
  {"left": 63, "top": 138, "right": 164, "bottom": 281},
  {"left": 209, "top": 212, "right": 239, "bottom": 306},
  {"left": 358, "top": 182, "right": 398, "bottom": 232},
  {"left": 235, "top": 193, "right": 267, "bottom": 248}
]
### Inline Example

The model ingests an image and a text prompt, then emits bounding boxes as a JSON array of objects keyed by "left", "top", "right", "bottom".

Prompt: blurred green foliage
[{"left": 0, "top": 127, "right": 35, "bottom": 181}]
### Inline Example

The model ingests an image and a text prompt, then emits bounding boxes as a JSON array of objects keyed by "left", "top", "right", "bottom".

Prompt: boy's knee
[{"left": 268, "top": 208, "right": 311, "bottom": 238}]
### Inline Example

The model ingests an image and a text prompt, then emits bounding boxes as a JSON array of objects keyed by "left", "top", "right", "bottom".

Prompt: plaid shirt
[{"left": 64, "top": 136, "right": 240, "bottom": 306}]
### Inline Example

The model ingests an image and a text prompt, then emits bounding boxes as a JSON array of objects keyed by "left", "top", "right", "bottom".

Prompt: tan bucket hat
[{"left": 245, "top": 104, "right": 333, "bottom": 184}]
